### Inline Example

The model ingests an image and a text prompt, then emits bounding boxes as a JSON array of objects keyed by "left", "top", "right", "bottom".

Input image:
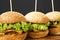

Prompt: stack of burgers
[{"left": 0, "top": 11, "right": 60, "bottom": 40}]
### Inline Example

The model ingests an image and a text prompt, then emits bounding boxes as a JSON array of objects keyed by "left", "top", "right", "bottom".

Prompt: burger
[
  {"left": 0, "top": 11, "right": 29, "bottom": 40},
  {"left": 46, "top": 11, "right": 60, "bottom": 35},
  {"left": 25, "top": 11, "right": 50, "bottom": 38}
]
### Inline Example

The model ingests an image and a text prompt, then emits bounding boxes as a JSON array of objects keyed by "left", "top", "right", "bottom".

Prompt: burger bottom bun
[
  {"left": 28, "top": 30, "right": 49, "bottom": 38},
  {"left": 49, "top": 27, "right": 60, "bottom": 35},
  {"left": 0, "top": 32, "right": 27, "bottom": 40}
]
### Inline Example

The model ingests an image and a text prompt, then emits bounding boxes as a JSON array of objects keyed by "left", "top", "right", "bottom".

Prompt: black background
[{"left": 0, "top": 0, "right": 60, "bottom": 15}]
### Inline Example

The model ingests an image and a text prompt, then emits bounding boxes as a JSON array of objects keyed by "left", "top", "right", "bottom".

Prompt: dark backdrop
[{"left": 0, "top": 0, "right": 60, "bottom": 15}]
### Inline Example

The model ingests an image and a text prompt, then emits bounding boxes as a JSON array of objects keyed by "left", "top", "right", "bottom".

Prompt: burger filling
[
  {"left": 0, "top": 22, "right": 29, "bottom": 34},
  {"left": 0, "top": 21, "right": 51, "bottom": 34},
  {"left": 28, "top": 22, "right": 50, "bottom": 32},
  {"left": 49, "top": 20, "right": 60, "bottom": 28}
]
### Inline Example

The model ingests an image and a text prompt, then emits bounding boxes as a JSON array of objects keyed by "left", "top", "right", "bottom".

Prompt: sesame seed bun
[
  {"left": 46, "top": 11, "right": 60, "bottom": 21},
  {"left": 0, "top": 11, "right": 26, "bottom": 23},
  {"left": 25, "top": 11, "right": 49, "bottom": 23}
]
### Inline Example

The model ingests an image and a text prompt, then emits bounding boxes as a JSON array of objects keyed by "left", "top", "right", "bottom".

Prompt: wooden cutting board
[{"left": 26, "top": 35, "right": 60, "bottom": 40}]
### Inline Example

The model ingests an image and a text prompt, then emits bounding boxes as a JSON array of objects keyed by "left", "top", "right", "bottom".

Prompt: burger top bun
[
  {"left": 46, "top": 11, "right": 60, "bottom": 21},
  {"left": 0, "top": 11, "right": 26, "bottom": 23},
  {"left": 25, "top": 11, "right": 49, "bottom": 24}
]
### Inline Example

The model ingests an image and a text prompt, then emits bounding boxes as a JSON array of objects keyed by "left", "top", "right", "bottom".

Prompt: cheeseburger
[
  {"left": 25, "top": 11, "right": 50, "bottom": 38},
  {"left": 46, "top": 11, "right": 60, "bottom": 35},
  {"left": 0, "top": 11, "right": 29, "bottom": 40}
]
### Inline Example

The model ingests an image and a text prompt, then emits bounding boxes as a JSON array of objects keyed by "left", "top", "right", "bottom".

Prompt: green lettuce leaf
[
  {"left": 3, "top": 24, "right": 8, "bottom": 30},
  {"left": 38, "top": 24, "right": 48, "bottom": 31},
  {"left": 21, "top": 22, "right": 29, "bottom": 32},
  {"left": 32, "top": 24, "right": 38, "bottom": 32}
]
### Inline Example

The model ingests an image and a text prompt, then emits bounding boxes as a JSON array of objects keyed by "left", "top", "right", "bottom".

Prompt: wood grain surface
[{"left": 26, "top": 35, "right": 60, "bottom": 40}]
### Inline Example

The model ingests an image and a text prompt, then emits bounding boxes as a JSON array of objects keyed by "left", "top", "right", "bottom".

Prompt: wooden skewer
[
  {"left": 51, "top": 0, "right": 54, "bottom": 12},
  {"left": 10, "top": 0, "right": 13, "bottom": 12},
  {"left": 35, "top": 0, "right": 37, "bottom": 12}
]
